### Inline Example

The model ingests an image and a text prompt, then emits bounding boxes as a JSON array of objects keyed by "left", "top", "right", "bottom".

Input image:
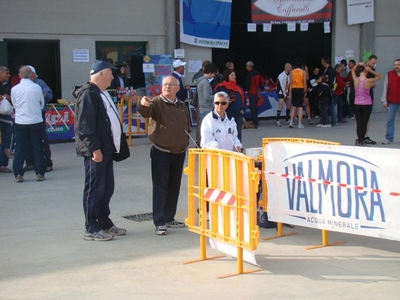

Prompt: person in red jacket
[
  {"left": 381, "top": 59, "right": 400, "bottom": 144},
  {"left": 245, "top": 61, "right": 265, "bottom": 129},
  {"left": 334, "top": 64, "right": 347, "bottom": 124}
]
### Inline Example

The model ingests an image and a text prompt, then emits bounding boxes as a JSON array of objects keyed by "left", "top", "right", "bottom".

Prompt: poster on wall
[
  {"left": 347, "top": 0, "right": 374, "bottom": 25},
  {"left": 180, "top": 0, "right": 232, "bottom": 49},
  {"left": 143, "top": 55, "right": 173, "bottom": 97},
  {"left": 251, "top": 0, "right": 332, "bottom": 24}
]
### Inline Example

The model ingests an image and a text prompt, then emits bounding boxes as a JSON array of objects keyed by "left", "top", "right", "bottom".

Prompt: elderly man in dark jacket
[{"left": 73, "top": 60, "right": 126, "bottom": 241}]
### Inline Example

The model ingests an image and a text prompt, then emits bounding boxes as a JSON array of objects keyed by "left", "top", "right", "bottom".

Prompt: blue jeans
[
  {"left": 331, "top": 95, "right": 338, "bottom": 125},
  {"left": 13, "top": 122, "right": 45, "bottom": 176},
  {"left": 150, "top": 146, "right": 186, "bottom": 226},
  {"left": 0, "top": 117, "right": 13, "bottom": 167},
  {"left": 230, "top": 112, "right": 243, "bottom": 142},
  {"left": 83, "top": 154, "right": 114, "bottom": 233},
  {"left": 385, "top": 103, "right": 400, "bottom": 142}
]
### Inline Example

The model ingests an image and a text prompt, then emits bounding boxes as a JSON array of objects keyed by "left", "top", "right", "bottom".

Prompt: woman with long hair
[
  {"left": 351, "top": 62, "right": 381, "bottom": 146},
  {"left": 214, "top": 69, "right": 245, "bottom": 142}
]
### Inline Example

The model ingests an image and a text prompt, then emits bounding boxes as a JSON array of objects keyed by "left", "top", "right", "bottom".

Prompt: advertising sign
[
  {"left": 252, "top": 0, "right": 332, "bottom": 24},
  {"left": 265, "top": 142, "right": 400, "bottom": 241}
]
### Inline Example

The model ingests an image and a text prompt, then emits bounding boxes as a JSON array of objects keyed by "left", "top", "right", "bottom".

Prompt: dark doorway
[
  {"left": 212, "top": 0, "right": 332, "bottom": 86},
  {"left": 5, "top": 39, "right": 61, "bottom": 102}
]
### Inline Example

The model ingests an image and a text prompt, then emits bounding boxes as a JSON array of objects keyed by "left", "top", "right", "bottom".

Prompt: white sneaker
[
  {"left": 382, "top": 140, "right": 392, "bottom": 145},
  {"left": 307, "top": 118, "right": 314, "bottom": 125},
  {"left": 316, "top": 124, "right": 323, "bottom": 128},
  {"left": 275, "top": 121, "right": 281, "bottom": 127},
  {"left": 289, "top": 122, "right": 293, "bottom": 128},
  {"left": 322, "top": 124, "right": 331, "bottom": 128},
  {"left": 298, "top": 123, "right": 304, "bottom": 129}
]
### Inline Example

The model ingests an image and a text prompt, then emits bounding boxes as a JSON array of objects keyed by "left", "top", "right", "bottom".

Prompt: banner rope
[{"left": 261, "top": 170, "right": 400, "bottom": 197}]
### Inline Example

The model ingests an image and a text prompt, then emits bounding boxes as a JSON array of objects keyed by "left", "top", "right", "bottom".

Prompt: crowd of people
[
  {"left": 0, "top": 65, "right": 53, "bottom": 180},
  {"left": 1, "top": 54, "right": 399, "bottom": 242}
]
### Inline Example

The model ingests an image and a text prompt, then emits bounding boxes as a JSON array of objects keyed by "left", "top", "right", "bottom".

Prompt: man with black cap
[
  {"left": 172, "top": 59, "right": 187, "bottom": 101},
  {"left": 73, "top": 60, "right": 127, "bottom": 241}
]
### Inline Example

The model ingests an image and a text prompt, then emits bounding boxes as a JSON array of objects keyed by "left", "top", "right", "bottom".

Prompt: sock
[{"left": 276, "top": 110, "right": 281, "bottom": 121}]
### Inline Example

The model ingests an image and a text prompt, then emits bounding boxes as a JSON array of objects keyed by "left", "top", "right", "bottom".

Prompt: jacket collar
[{"left": 212, "top": 110, "right": 232, "bottom": 121}]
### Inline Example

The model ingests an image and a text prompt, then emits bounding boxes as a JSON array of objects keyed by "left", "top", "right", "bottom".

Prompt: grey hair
[
  {"left": 214, "top": 91, "right": 229, "bottom": 102},
  {"left": 19, "top": 65, "right": 32, "bottom": 79},
  {"left": 284, "top": 63, "right": 292, "bottom": 69},
  {"left": 246, "top": 61, "right": 254, "bottom": 68}
]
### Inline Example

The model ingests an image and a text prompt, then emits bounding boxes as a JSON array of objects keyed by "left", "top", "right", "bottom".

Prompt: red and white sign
[{"left": 252, "top": 0, "right": 332, "bottom": 24}]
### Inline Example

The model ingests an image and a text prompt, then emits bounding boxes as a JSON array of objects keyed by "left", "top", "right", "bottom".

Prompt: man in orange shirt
[{"left": 289, "top": 59, "right": 307, "bottom": 129}]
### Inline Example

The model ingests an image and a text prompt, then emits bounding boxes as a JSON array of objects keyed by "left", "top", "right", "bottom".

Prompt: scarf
[{"left": 214, "top": 80, "right": 245, "bottom": 107}]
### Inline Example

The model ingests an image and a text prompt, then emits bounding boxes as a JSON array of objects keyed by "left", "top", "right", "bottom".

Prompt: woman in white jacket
[{"left": 200, "top": 92, "right": 242, "bottom": 152}]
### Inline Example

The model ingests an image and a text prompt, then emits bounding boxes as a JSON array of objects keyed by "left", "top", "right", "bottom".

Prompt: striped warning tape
[
  {"left": 261, "top": 170, "right": 400, "bottom": 197},
  {"left": 204, "top": 188, "right": 236, "bottom": 205}
]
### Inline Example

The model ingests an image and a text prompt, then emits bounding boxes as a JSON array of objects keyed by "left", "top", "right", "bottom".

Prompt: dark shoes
[
  {"left": 15, "top": 175, "right": 24, "bottom": 183},
  {"left": 364, "top": 137, "right": 376, "bottom": 145},
  {"left": 36, "top": 174, "right": 45, "bottom": 181},
  {"left": 24, "top": 165, "right": 53, "bottom": 172},
  {"left": 166, "top": 219, "right": 185, "bottom": 228},
  {"left": 155, "top": 225, "right": 168, "bottom": 235}
]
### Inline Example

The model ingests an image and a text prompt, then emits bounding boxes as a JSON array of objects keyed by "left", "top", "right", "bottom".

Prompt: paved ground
[{"left": 1, "top": 112, "right": 400, "bottom": 300}]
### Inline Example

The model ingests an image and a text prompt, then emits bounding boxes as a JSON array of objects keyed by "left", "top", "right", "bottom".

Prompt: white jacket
[{"left": 200, "top": 110, "right": 242, "bottom": 151}]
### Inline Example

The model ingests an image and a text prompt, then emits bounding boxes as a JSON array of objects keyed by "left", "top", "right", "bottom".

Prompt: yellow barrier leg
[
  {"left": 183, "top": 234, "right": 225, "bottom": 265},
  {"left": 305, "top": 230, "right": 346, "bottom": 250},
  {"left": 217, "top": 247, "right": 263, "bottom": 279},
  {"left": 262, "top": 222, "right": 298, "bottom": 241}
]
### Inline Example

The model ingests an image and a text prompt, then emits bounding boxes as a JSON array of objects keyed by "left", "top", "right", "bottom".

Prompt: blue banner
[{"left": 180, "top": 0, "right": 232, "bottom": 49}]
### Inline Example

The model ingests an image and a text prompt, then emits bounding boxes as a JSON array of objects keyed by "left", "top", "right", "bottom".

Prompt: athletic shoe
[
  {"left": 289, "top": 122, "right": 293, "bottom": 128},
  {"left": 284, "top": 120, "right": 290, "bottom": 125},
  {"left": 338, "top": 118, "right": 348, "bottom": 123},
  {"left": 275, "top": 121, "right": 281, "bottom": 127},
  {"left": 307, "top": 118, "right": 314, "bottom": 125},
  {"left": 155, "top": 225, "right": 168, "bottom": 235},
  {"left": 104, "top": 225, "right": 126, "bottom": 236},
  {"left": 15, "top": 175, "right": 24, "bottom": 183},
  {"left": 166, "top": 219, "right": 185, "bottom": 228},
  {"left": 364, "top": 137, "right": 376, "bottom": 145},
  {"left": 322, "top": 124, "right": 331, "bottom": 128},
  {"left": 36, "top": 174, "right": 45, "bottom": 181},
  {"left": 382, "top": 140, "right": 392, "bottom": 145},
  {"left": 316, "top": 124, "right": 323, "bottom": 128},
  {"left": 355, "top": 140, "right": 366, "bottom": 147},
  {"left": 84, "top": 230, "right": 114, "bottom": 241},
  {"left": 0, "top": 166, "right": 12, "bottom": 173},
  {"left": 293, "top": 119, "right": 298, "bottom": 125},
  {"left": 298, "top": 123, "right": 304, "bottom": 129},
  {"left": 46, "top": 166, "right": 53, "bottom": 172},
  {"left": 314, "top": 115, "right": 320, "bottom": 119}
]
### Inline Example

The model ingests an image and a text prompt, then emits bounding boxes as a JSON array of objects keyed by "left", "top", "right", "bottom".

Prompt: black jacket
[{"left": 72, "top": 82, "right": 115, "bottom": 157}]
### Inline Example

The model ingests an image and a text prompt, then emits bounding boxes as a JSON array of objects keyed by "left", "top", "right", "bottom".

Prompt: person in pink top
[{"left": 351, "top": 62, "right": 381, "bottom": 146}]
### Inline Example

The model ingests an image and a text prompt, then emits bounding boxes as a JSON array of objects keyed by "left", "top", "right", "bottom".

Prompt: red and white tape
[
  {"left": 263, "top": 170, "right": 400, "bottom": 197},
  {"left": 203, "top": 188, "right": 236, "bottom": 205}
]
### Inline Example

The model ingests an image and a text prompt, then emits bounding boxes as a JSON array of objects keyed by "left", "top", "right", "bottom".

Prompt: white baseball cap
[{"left": 173, "top": 59, "right": 186, "bottom": 68}]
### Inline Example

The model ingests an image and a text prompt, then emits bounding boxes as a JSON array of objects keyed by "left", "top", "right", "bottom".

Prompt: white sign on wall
[
  {"left": 265, "top": 142, "right": 400, "bottom": 242},
  {"left": 347, "top": 0, "right": 374, "bottom": 25},
  {"left": 72, "top": 49, "right": 89, "bottom": 63}
]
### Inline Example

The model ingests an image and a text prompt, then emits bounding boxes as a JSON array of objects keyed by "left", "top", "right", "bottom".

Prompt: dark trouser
[
  {"left": 151, "top": 146, "right": 186, "bottom": 226},
  {"left": 348, "top": 88, "right": 355, "bottom": 118},
  {"left": 13, "top": 122, "right": 45, "bottom": 177},
  {"left": 335, "top": 94, "right": 344, "bottom": 119},
  {"left": 309, "top": 92, "right": 320, "bottom": 116},
  {"left": 319, "top": 103, "right": 330, "bottom": 125},
  {"left": 0, "top": 117, "right": 13, "bottom": 167},
  {"left": 230, "top": 112, "right": 243, "bottom": 142},
  {"left": 354, "top": 105, "right": 373, "bottom": 143},
  {"left": 83, "top": 153, "right": 114, "bottom": 233},
  {"left": 248, "top": 94, "right": 258, "bottom": 125},
  {"left": 26, "top": 111, "right": 52, "bottom": 167}
]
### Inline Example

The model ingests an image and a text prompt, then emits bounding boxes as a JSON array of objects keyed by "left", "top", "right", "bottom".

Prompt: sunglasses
[{"left": 214, "top": 102, "right": 228, "bottom": 106}]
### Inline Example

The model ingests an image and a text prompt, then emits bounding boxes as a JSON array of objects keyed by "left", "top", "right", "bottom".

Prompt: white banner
[
  {"left": 347, "top": 0, "right": 374, "bottom": 25},
  {"left": 265, "top": 142, "right": 400, "bottom": 241}
]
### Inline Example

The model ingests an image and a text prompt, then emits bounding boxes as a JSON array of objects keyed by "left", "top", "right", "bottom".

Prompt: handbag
[
  {"left": 113, "top": 131, "right": 130, "bottom": 162},
  {"left": 0, "top": 98, "right": 14, "bottom": 115}
]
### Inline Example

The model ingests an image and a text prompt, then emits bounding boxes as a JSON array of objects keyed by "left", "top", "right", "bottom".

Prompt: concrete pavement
[{"left": 1, "top": 112, "right": 400, "bottom": 300}]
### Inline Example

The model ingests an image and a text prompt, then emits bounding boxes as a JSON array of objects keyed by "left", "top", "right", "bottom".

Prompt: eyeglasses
[
  {"left": 214, "top": 102, "right": 228, "bottom": 106},
  {"left": 162, "top": 83, "right": 179, "bottom": 87}
]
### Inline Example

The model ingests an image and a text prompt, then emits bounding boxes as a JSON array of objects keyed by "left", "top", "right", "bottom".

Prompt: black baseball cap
[{"left": 90, "top": 60, "right": 117, "bottom": 75}]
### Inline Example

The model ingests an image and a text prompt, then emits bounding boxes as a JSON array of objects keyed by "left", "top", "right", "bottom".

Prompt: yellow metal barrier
[
  {"left": 183, "top": 148, "right": 262, "bottom": 279},
  {"left": 259, "top": 138, "right": 344, "bottom": 249},
  {"left": 118, "top": 96, "right": 149, "bottom": 146}
]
